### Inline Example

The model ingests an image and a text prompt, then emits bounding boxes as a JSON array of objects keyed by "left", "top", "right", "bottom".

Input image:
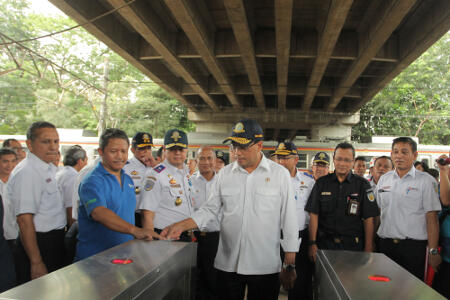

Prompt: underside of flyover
[{"left": 49, "top": 0, "right": 450, "bottom": 141}]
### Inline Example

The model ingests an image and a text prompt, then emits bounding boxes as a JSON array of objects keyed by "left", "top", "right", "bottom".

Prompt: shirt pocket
[
  {"left": 221, "top": 188, "right": 240, "bottom": 214},
  {"left": 319, "top": 195, "right": 335, "bottom": 214},
  {"left": 254, "top": 187, "right": 279, "bottom": 213},
  {"left": 404, "top": 189, "right": 422, "bottom": 212},
  {"left": 40, "top": 181, "right": 61, "bottom": 212}
]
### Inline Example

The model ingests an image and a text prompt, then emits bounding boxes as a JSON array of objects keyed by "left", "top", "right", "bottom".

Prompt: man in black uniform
[{"left": 305, "top": 142, "right": 379, "bottom": 262}]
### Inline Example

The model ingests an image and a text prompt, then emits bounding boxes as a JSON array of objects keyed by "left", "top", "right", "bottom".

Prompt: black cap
[
  {"left": 313, "top": 152, "right": 330, "bottom": 165},
  {"left": 223, "top": 119, "right": 264, "bottom": 145},
  {"left": 274, "top": 142, "right": 298, "bottom": 156},
  {"left": 216, "top": 150, "right": 228, "bottom": 164},
  {"left": 132, "top": 132, "right": 153, "bottom": 148},
  {"left": 164, "top": 129, "right": 188, "bottom": 149}
]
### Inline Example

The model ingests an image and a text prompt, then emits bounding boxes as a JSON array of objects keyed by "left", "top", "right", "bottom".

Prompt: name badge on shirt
[{"left": 321, "top": 191, "right": 331, "bottom": 195}]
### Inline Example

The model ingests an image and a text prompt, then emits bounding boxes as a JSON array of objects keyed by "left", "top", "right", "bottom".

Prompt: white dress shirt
[
  {"left": 1, "top": 180, "right": 18, "bottom": 240},
  {"left": 56, "top": 166, "right": 78, "bottom": 208},
  {"left": 123, "top": 156, "right": 151, "bottom": 210},
  {"left": 376, "top": 167, "right": 441, "bottom": 240},
  {"left": 7, "top": 153, "right": 66, "bottom": 232},
  {"left": 191, "top": 171, "right": 220, "bottom": 232},
  {"left": 292, "top": 170, "right": 315, "bottom": 231},
  {"left": 71, "top": 157, "right": 101, "bottom": 220},
  {"left": 192, "top": 154, "right": 299, "bottom": 275},
  {"left": 140, "top": 160, "right": 193, "bottom": 229}
]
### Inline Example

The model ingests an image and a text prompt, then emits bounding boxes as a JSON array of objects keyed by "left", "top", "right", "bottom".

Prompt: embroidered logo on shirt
[
  {"left": 46, "top": 178, "right": 52, "bottom": 183},
  {"left": 131, "top": 171, "right": 138, "bottom": 175},
  {"left": 144, "top": 179, "right": 155, "bottom": 191},
  {"left": 128, "top": 184, "right": 134, "bottom": 189},
  {"left": 154, "top": 165, "right": 166, "bottom": 173},
  {"left": 406, "top": 187, "right": 419, "bottom": 194},
  {"left": 265, "top": 177, "right": 270, "bottom": 182},
  {"left": 85, "top": 198, "right": 97, "bottom": 207},
  {"left": 321, "top": 191, "right": 331, "bottom": 195}
]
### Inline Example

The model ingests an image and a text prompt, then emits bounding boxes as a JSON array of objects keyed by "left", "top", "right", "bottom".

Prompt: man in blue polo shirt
[{"left": 76, "top": 128, "right": 161, "bottom": 261}]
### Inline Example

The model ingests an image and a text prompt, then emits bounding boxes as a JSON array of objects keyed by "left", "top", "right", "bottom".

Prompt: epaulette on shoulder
[
  {"left": 153, "top": 164, "right": 166, "bottom": 173},
  {"left": 303, "top": 172, "right": 313, "bottom": 179}
]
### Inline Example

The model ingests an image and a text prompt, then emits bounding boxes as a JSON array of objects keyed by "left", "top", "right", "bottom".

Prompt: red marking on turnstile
[
  {"left": 111, "top": 259, "right": 133, "bottom": 265},
  {"left": 368, "top": 275, "right": 391, "bottom": 282}
]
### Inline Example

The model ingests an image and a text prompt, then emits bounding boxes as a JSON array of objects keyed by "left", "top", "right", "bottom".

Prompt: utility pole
[{"left": 99, "top": 57, "right": 109, "bottom": 136}]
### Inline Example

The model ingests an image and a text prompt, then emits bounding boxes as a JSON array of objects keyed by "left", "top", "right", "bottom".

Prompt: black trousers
[
  {"left": 289, "top": 229, "right": 314, "bottom": 300},
  {"left": 65, "top": 221, "right": 78, "bottom": 264},
  {"left": 194, "top": 231, "right": 220, "bottom": 300},
  {"left": 217, "top": 270, "right": 280, "bottom": 300},
  {"left": 0, "top": 238, "right": 15, "bottom": 292},
  {"left": 432, "top": 260, "right": 450, "bottom": 298},
  {"left": 134, "top": 212, "right": 142, "bottom": 228},
  {"left": 16, "top": 229, "right": 67, "bottom": 284},
  {"left": 379, "top": 237, "right": 427, "bottom": 280}
]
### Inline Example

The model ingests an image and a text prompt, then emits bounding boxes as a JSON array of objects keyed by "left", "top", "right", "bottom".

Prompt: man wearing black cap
[
  {"left": 162, "top": 119, "right": 299, "bottom": 300},
  {"left": 305, "top": 143, "right": 379, "bottom": 263},
  {"left": 139, "top": 129, "right": 194, "bottom": 242},
  {"left": 214, "top": 150, "right": 227, "bottom": 172},
  {"left": 311, "top": 151, "right": 330, "bottom": 181},
  {"left": 274, "top": 142, "right": 315, "bottom": 300},
  {"left": 124, "top": 132, "right": 154, "bottom": 227}
]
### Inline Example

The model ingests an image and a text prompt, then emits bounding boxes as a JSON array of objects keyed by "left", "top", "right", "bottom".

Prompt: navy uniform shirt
[
  {"left": 305, "top": 172, "right": 380, "bottom": 237},
  {"left": 76, "top": 162, "right": 136, "bottom": 260}
]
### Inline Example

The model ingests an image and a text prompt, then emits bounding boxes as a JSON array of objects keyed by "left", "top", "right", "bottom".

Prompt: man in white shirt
[
  {"left": 123, "top": 132, "right": 154, "bottom": 227},
  {"left": 139, "top": 129, "right": 194, "bottom": 242},
  {"left": 376, "top": 137, "right": 441, "bottom": 280},
  {"left": 191, "top": 146, "right": 220, "bottom": 300},
  {"left": 56, "top": 145, "right": 87, "bottom": 226},
  {"left": 8, "top": 121, "right": 67, "bottom": 284},
  {"left": 162, "top": 119, "right": 298, "bottom": 300},
  {"left": 3, "top": 139, "right": 26, "bottom": 163},
  {"left": 275, "top": 141, "right": 315, "bottom": 300}
]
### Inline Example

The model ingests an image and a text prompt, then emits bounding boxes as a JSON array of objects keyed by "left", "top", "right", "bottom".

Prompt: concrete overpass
[{"left": 50, "top": 0, "right": 450, "bottom": 141}]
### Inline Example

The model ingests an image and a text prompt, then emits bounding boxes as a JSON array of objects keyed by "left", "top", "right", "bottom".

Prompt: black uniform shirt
[{"left": 305, "top": 172, "right": 380, "bottom": 237}]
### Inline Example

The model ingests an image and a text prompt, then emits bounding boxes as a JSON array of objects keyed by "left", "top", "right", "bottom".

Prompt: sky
[{"left": 29, "top": 0, "right": 64, "bottom": 16}]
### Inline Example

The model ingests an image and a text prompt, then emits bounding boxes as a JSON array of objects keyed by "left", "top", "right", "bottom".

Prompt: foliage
[
  {"left": 352, "top": 33, "right": 450, "bottom": 145},
  {"left": 0, "top": 0, "right": 195, "bottom": 138}
]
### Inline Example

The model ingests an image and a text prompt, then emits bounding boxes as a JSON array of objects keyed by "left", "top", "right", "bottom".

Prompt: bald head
[{"left": 197, "top": 146, "right": 215, "bottom": 176}]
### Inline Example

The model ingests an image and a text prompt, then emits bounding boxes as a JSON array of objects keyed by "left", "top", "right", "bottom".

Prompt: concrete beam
[
  {"left": 106, "top": 0, "right": 220, "bottom": 111},
  {"left": 275, "top": 0, "right": 293, "bottom": 111},
  {"left": 224, "top": 0, "right": 266, "bottom": 110},
  {"left": 302, "top": 0, "right": 353, "bottom": 111},
  {"left": 165, "top": 0, "right": 242, "bottom": 109},
  {"left": 326, "top": 0, "right": 417, "bottom": 111},
  {"left": 49, "top": 0, "right": 197, "bottom": 111},
  {"left": 353, "top": 0, "right": 450, "bottom": 112}
]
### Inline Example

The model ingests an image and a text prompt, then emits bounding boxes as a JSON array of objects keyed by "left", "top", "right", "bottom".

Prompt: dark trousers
[
  {"left": 194, "top": 231, "right": 220, "bottom": 300},
  {"left": 65, "top": 221, "right": 78, "bottom": 264},
  {"left": 379, "top": 237, "right": 427, "bottom": 280},
  {"left": 135, "top": 212, "right": 142, "bottom": 228},
  {"left": 0, "top": 239, "right": 15, "bottom": 292},
  {"left": 217, "top": 270, "right": 280, "bottom": 300},
  {"left": 432, "top": 260, "right": 450, "bottom": 298},
  {"left": 318, "top": 232, "right": 364, "bottom": 251},
  {"left": 16, "top": 229, "right": 67, "bottom": 284},
  {"left": 289, "top": 229, "right": 314, "bottom": 300}
]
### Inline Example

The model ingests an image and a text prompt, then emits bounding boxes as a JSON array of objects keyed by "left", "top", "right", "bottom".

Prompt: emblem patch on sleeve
[
  {"left": 367, "top": 191, "right": 375, "bottom": 202},
  {"left": 153, "top": 165, "right": 166, "bottom": 173},
  {"left": 144, "top": 179, "right": 155, "bottom": 191}
]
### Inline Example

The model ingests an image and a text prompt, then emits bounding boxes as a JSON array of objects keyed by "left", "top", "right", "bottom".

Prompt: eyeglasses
[
  {"left": 334, "top": 157, "right": 354, "bottom": 163},
  {"left": 230, "top": 142, "right": 255, "bottom": 151},
  {"left": 11, "top": 146, "right": 26, "bottom": 152}
]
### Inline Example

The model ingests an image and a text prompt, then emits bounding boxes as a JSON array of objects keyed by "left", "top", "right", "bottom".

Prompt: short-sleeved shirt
[
  {"left": 76, "top": 162, "right": 136, "bottom": 260},
  {"left": 292, "top": 171, "right": 315, "bottom": 231},
  {"left": 375, "top": 167, "right": 441, "bottom": 240},
  {"left": 305, "top": 172, "right": 379, "bottom": 237},
  {"left": 7, "top": 153, "right": 66, "bottom": 232},
  {"left": 192, "top": 154, "right": 299, "bottom": 275},
  {"left": 0, "top": 180, "right": 18, "bottom": 240},
  {"left": 56, "top": 166, "right": 78, "bottom": 208},
  {"left": 190, "top": 172, "right": 220, "bottom": 232},
  {"left": 123, "top": 156, "right": 151, "bottom": 210},
  {"left": 139, "top": 160, "right": 193, "bottom": 229},
  {"left": 71, "top": 158, "right": 101, "bottom": 220}
]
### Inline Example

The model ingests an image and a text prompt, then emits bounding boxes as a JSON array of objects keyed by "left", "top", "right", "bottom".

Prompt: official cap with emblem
[
  {"left": 164, "top": 129, "right": 188, "bottom": 149},
  {"left": 216, "top": 150, "right": 228, "bottom": 164},
  {"left": 274, "top": 141, "right": 298, "bottom": 156},
  {"left": 313, "top": 151, "right": 330, "bottom": 165},
  {"left": 132, "top": 132, "right": 153, "bottom": 148},
  {"left": 223, "top": 118, "right": 264, "bottom": 145}
]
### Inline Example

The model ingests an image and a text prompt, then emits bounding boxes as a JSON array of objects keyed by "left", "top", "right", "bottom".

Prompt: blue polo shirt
[{"left": 75, "top": 162, "right": 136, "bottom": 260}]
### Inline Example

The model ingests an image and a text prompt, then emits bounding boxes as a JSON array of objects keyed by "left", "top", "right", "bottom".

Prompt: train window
[{"left": 297, "top": 154, "right": 307, "bottom": 169}]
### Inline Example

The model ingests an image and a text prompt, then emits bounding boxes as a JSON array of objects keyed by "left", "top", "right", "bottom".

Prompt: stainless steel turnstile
[
  {"left": 0, "top": 240, "right": 196, "bottom": 300},
  {"left": 315, "top": 250, "right": 445, "bottom": 300}
]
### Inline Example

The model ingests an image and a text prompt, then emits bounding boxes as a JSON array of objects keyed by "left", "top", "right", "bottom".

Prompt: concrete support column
[{"left": 310, "top": 113, "right": 360, "bottom": 141}]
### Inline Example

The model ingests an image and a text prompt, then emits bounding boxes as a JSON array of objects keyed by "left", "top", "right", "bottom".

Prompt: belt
[
  {"left": 331, "top": 237, "right": 360, "bottom": 244},
  {"left": 35, "top": 228, "right": 66, "bottom": 238},
  {"left": 381, "top": 237, "right": 427, "bottom": 244}
]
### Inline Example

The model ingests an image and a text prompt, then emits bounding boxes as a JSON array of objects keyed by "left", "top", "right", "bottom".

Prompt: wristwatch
[
  {"left": 308, "top": 240, "right": 317, "bottom": 246},
  {"left": 282, "top": 263, "right": 295, "bottom": 272},
  {"left": 429, "top": 248, "right": 439, "bottom": 255}
]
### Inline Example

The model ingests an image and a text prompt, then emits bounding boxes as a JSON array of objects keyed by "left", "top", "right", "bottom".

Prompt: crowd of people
[{"left": 0, "top": 119, "right": 448, "bottom": 300}]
